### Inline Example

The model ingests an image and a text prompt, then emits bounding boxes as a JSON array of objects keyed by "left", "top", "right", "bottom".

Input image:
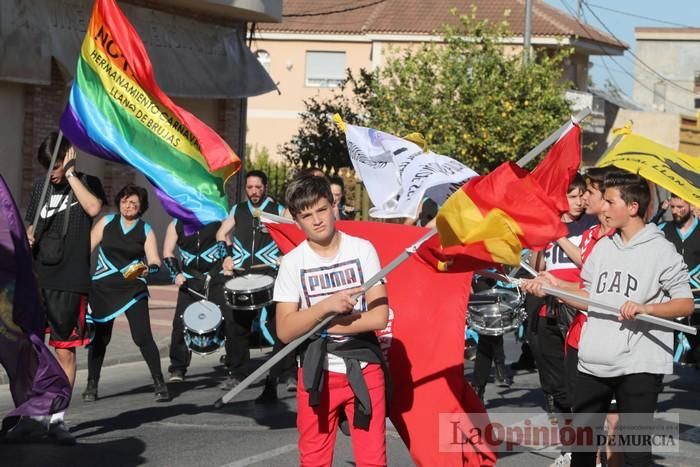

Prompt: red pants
[{"left": 296, "top": 363, "right": 386, "bottom": 467}]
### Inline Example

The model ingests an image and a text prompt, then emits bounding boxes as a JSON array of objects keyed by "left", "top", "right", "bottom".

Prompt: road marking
[{"left": 219, "top": 444, "right": 297, "bottom": 467}]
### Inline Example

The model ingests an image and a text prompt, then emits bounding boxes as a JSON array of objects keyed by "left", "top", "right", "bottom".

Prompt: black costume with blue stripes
[
  {"left": 87, "top": 214, "right": 164, "bottom": 386},
  {"left": 174, "top": 219, "right": 225, "bottom": 283},
  {"left": 230, "top": 197, "right": 284, "bottom": 271},
  {"left": 90, "top": 214, "right": 151, "bottom": 323},
  {"left": 168, "top": 220, "right": 226, "bottom": 375}
]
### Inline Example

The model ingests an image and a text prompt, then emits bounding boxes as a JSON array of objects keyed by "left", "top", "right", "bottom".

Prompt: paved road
[{"left": 2, "top": 286, "right": 699, "bottom": 466}]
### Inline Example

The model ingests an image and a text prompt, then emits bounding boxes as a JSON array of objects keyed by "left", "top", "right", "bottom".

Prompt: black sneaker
[
  {"left": 494, "top": 363, "right": 513, "bottom": 387},
  {"left": 48, "top": 421, "right": 76, "bottom": 445},
  {"left": 283, "top": 376, "right": 297, "bottom": 392},
  {"left": 510, "top": 359, "right": 537, "bottom": 372},
  {"left": 218, "top": 376, "right": 241, "bottom": 391},
  {"left": 3, "top": 417, "right": 48, "bottom": 442},
  {"left": 168, "top": 371, "right": 185, "bottom": 383},
  {"left": 82, "top": 379, "right": 98, "bottom": 402},
  {"left": 153, "top": 377, "right": 170, "bottom": 402},
  {"left": 254, "top": 378, "right": 278, "bottom": 404}
]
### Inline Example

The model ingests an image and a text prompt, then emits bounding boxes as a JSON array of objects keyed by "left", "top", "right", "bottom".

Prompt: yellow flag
[{"left": 597, "top": 133, "right": 700, "bottom": 206}]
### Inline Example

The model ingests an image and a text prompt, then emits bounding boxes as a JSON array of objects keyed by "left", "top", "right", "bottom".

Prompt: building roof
[
  {"left": 258, "top": 0, "right": 625, "bottom": 51},
  {"left": 142, "top": 0, "right": 283, "bottom": 23},
  {"left": 635, "top": 27, "right": 700, "bottom": 34}
]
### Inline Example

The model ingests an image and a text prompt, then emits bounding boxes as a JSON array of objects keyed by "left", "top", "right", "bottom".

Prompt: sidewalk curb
[
  {"left": 0, "top": 341, "right": 275, "bottom": 386},
  {"left": 0, "top": 338, "right": 171, "bottom": 387}
]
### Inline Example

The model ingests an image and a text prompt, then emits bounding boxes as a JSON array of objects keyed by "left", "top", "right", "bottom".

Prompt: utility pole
[
  {"left": 523, "top": 0, "right": 532, "bottom": 65},
  {"left": 577, "top": 0, "right": 584, "bottom": 19}
]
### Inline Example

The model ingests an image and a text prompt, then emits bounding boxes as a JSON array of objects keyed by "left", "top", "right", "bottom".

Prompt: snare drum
[
  {"left": 224, "top": 274, "right": 274, "bottom": 310},
  {"left": 183, "top": 300, "right": 224, "bottom": 355},
  {"left": 468, "top": 288, "right": 525, "bottom": 336}
]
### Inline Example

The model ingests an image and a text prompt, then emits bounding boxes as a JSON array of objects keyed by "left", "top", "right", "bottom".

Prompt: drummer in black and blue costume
[
  {"left": 217, "top": 169, "right": 296, "bottom": 402},
  {"left": 162, "top": 216, "right": 228, "bottom": 382},
  {"left": 82, "top": 184, "right": 168, "bottom": 402}
]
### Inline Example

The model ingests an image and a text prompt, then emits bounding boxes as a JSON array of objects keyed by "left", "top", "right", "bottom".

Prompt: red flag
[
  {"left": 531, "top": 122, "right": 582, "bottom": 214},
  {"left": 266, "top": 220, "right": 497, "bottom": 466}
]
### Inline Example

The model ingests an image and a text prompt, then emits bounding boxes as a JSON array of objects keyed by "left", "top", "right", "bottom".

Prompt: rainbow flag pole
[{"left": 60, "top": 0, "right": 241, "bottom": 231}]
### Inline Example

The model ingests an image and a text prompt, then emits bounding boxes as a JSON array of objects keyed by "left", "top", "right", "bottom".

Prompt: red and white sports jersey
[{"left": 539, "top": 215, "right": 596, "bottom": 317}]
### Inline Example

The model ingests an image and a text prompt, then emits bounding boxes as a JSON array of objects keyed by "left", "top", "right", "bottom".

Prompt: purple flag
[{"left": 0, "top": 175, "right": 71, "bottom": 431}]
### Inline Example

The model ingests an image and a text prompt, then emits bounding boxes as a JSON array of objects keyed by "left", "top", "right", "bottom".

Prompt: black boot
[
  {"left": 494, "top": 362, "right": 513, "bottom": 387},
  {"left": 82, "top": 379, "right": 99, "bottom": 402},
  {"left": 255, "top": 376, "right": 278, "bottom": 404},
  {"left": 153, "top": 376, "right": 170, "bottom": 402},
  {"left": 510, "top": 344, "right": 537, "bottom": 372}
]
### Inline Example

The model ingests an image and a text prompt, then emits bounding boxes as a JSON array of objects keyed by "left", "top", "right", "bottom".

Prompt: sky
[{"left": 542, "top": 0, "right": 700, "bottom": 96}]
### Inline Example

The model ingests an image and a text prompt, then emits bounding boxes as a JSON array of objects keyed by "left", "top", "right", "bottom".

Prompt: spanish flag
[
  {"left": 597, "top": 130, "right": 700, "bottom": 206},
  {"left": 429, "top": 123, "right": 581, "bottom": 268},
  {"left": 432, "top": 162, "right": 568, "bottom": 266}
]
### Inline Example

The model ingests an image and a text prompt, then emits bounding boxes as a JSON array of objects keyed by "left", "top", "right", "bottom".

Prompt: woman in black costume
[{"left": 82, "top": 184, "right": 168, "bottom": 402}]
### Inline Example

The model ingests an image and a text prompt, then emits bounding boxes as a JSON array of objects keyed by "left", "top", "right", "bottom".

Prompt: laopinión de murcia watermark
[{"left": 438, "top": 412, "right": 679, "bottom": 453}]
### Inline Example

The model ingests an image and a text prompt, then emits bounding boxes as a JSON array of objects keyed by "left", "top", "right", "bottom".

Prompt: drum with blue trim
[{"left": 183, "top": 300, "right": 224, "bottom": 355}]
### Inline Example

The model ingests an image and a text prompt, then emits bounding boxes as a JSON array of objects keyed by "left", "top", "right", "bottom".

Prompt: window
[
  {"left": 255, "top": 50, "right": 270, "bottom": 73},
  {"left": 305, "top": 51, "right": 346, "bottom": 88},
  {"left": 695, "top": 70, "right": 700, "bottom": 93}
]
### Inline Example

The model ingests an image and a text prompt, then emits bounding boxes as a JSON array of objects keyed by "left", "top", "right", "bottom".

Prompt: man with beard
[
  {"left": 217, "top": 170, "right": 296, "bottom": 402},
  {"left": 660, "top": 195, "right": 699, "bottom": 365}
]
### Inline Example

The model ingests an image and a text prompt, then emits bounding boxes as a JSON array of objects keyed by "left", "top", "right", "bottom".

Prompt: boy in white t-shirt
[{"left": 274, "top": 175, "right": 390, "bottom": 466}]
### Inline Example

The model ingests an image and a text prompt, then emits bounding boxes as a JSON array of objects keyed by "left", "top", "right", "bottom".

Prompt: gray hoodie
[{"left": 578, "top": 224, "right": 692, "bottom": 377}]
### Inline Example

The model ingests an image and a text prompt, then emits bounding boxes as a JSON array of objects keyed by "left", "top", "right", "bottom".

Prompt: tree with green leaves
[
  {"left": 279, "top": 82, "right": 365, "bottom": 171},
  {"left": 362, "top": 9, "right": 573, "bottom": 173},
  {"left": 282, "top": 8, "right": 573, "bottom": 174}
]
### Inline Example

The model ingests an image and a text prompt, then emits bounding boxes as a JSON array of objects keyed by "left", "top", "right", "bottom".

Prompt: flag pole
[
  {"left": 215, "top": 217, "right": 437, "bottom": 407},
  {"left": 540, "top": 285, "right": 697, "bottom": 335},
  {"left": 517, "top": 260, "right": 696, "bottom": 334},
  {"left": 516, "top": 107, "right": 591, "bottom": 168},
  {"left": 31, "top": 130, "right": 65, "bottom": 244}
]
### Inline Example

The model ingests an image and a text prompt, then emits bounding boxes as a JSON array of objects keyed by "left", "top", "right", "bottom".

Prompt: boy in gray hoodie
[{"left": 524, "top": 172, "right": 693, "bottom": 467}]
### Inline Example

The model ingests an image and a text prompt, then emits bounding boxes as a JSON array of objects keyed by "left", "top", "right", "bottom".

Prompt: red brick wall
[{"left": 20, "top": 61, "right": 68, "bottom": 206}]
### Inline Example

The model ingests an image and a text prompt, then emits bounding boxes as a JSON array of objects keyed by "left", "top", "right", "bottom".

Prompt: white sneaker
[{"left": 548, "top": 452, "right": 571, "bottom": 467}]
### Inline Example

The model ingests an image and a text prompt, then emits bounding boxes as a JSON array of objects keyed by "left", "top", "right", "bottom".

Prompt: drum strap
[{"left": 301, "top": 332, "right": 391, "bottom": 430}]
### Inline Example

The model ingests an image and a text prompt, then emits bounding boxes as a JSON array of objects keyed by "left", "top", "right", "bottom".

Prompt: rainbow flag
[{"left": 60, "top": 0, "right": 240, "bottom": 229}]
